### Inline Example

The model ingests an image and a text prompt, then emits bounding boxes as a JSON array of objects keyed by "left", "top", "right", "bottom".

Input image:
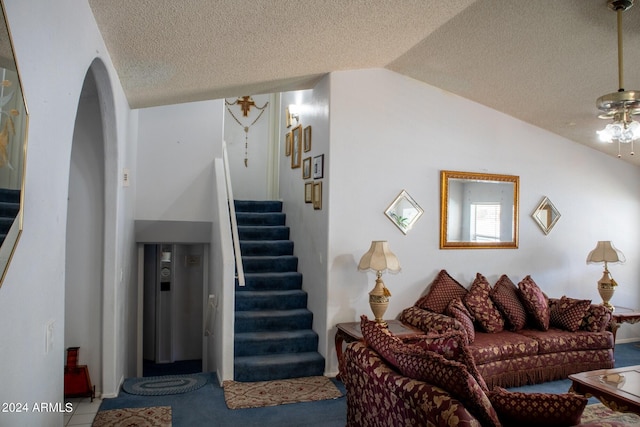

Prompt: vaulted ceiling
[{"left": 88, "top": 0, "right": 640, "bottom": 166}]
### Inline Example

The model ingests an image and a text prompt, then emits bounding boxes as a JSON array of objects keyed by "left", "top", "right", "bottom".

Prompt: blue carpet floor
[{"left": 99, "top": 342, "right": 640, "bottom": 427}]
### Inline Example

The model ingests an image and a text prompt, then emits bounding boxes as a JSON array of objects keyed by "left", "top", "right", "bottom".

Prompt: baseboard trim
[{"left": 616, "top": 337, "right": 640, "bottom": 344}]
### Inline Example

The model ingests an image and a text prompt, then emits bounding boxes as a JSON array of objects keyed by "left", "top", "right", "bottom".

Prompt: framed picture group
[{"left": 284, "top": 109, "right": 323, "bottom": 210}]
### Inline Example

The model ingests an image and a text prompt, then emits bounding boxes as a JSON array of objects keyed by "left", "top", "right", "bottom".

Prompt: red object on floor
[{"left": 64, "top": 347, "right": 95, "bottom": 401}]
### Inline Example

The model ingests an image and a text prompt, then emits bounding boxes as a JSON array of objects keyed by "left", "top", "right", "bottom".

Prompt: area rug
[
  {"left": 580, "top": 403, "right": 640, "bottom": 424},
  {"left": 92, "top": 406, "right": 171, "bottom": 427},
  {"left": 223, "top": 376, "right": 343, "bottom": 409},
  {"left": 122, "top": 374, "right": 207, "bottom": 396}
]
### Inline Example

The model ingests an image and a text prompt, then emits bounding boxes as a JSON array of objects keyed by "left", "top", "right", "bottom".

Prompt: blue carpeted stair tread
[
  {"left": 239, "top": 272, "right": 303, "bottom": 290},
  {"left": 235, "top": 290, "right": 307, "bottom": 311},
  {"left": 233, "top": 199, "right": 325, "bottom": 382},
  {"left": 242, "top": 255, "right": 298, "bottom": 273},
  {"left": 234, "top": 352, "right": 325, "bottom": 382},
  {"left": 239, "top": 240, "right": 294, "bottom": 256},
  {"left": 238, "top": 226, "right": 290, "bottom": 241},
  {"left": 234, "top": 331, "right": 319, "bottom": 357},
  {"left": 235, "top": 200, "right": 282, "bottom": 213},
  {"left": 236, "top": 212, "right": 286, "bottom": 226}
]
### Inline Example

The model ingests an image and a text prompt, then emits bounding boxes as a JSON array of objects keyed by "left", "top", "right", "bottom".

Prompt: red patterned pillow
[
  {"left": 487, "top": 387, "right": 587, "bottom": 427},
  {"left": 550, "top": 296, "right": 592, "bottom": 332},
  {"left": 490, "top": 275, "right": 528, "bottom": 331},
  {"left": 581, "top": 303, "right": 612, "bottom": 332},
  {"left": 359, "top": 315, "right": 402, "bottom": 367},
  {"left": 404, "top": 330, "right": 488, "bottom": 392},
  {"left": 415, "top": 270, "right": 468, "bottom": 314},
  {"left": 445, "top": 298, "right": 476, "bottom": 344},
  {"left": 394, "top": 348, "right": 501, "bottom": 427},
  {"left": 518, "top": 275, "right": 550, "bottom": 331},
  {"left": 463, "top": 273, "right": 505, "bottom": 333}
]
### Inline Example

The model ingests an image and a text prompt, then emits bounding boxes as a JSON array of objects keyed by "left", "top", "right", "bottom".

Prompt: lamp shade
[
  {"left": 357, "top": 241, "right": 401, "bottom": 274},
  {"left": 586, "top": 241, "right": 625, "bottom": 264}
]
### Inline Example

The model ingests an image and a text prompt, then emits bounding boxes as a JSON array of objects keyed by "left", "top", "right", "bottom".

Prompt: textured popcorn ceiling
[{"left": 88, "top": 0, "right": 640, "bottom": 165}]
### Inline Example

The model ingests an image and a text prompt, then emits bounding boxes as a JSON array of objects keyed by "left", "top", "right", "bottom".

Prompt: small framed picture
[
  {"left": 302, "top": 157, "right": 312, "bottom": 179},
  {"left": 313, "top": 181, "right": 322, "bottom": 210},
  {"left": 285, "top": 107, "right": 292, "bottom": 128},
  {"left": 285, "top": 132, "right": 292, "bottom": 156},
  {"left": 291, "top": 125, "right": 302, "bottom": 168},
  {"left": 303, "top": 126, "right": 312, "bottom": 152},
  {"left": 305, "top": 182, "right": 313, "bottom": 203},
  {"left": 312, "top": 154, "right": 324, "bottom": 179}
]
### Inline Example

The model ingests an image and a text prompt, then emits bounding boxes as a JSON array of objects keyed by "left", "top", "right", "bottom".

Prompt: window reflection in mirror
[
  {"left": 440, "top": 171, "right": 519, "bottom": 249},
  {"left": 0, "top": 0, "right": 28, "bottom": 286}
]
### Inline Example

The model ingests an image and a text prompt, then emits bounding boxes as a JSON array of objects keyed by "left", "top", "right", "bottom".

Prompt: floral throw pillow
[
  {"left": 463, "top": 273, "right": 505, "bottom": 333},
  {"left": 490, "top": 275, "right": 528, "bottom": 331},
  {"left": 518, "top": 275, "right": 550, "bottom": 331},
  {"left": 549, "top": 296, "right": 592, "bottom": 332},
  {"left": 445, "top": 298, "right": 476, "bottom": 344},
  {"left": 581, "top": 304, "right": 612, "bottom": 332},
  {"left": 394, "top": 347, "right": 501, "bottom": 427},
  {"left": 359, "top": 315, "right": 403, "bottom": 368},
  {"left": 415, "top": 269, "right": 468, "bottom": 314},
  {"left": 487, "top": 387, "right": 587, "bottom": 427}
]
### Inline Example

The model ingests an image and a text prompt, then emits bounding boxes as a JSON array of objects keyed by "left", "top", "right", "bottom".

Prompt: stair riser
[
  {"left": 242, "top": 257, "right": 298, "bottom": 273},
  {"left": 238, "top": 273, "right": 303, "bottom": 291},
  {"left": 233, "top": 359, "right": 325, "bottom": 382},
  {"left": 239, "top": 241, "right": 294, "bottom": 256},
  {"left": 238, "top": 227, "right": 289, "bottom": 241},
  {"left": 236, "top": 212, "right": 286, "bottom": 226},
  {"left": 235, "top": 293, "right": 308, "bottom": 311},
  {"left": 235, "top": 335, "right": 319, "bottom": 357},
  {"left": 234, "top": 312, "right": 313, "bottom": 333},
  {"left": 234, "top": 200, "right": 282, "bottom": 213}
]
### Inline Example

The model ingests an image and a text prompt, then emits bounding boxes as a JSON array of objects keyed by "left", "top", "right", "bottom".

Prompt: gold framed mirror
[
  {"left": 532, "top": 196, "right": 560, "bottom": 235},
  {"left": 440, "top": 170, "right": 519, "bottom": 249},
  {"left": 0, "top": 1, "right": 28, "bottom": 287}
]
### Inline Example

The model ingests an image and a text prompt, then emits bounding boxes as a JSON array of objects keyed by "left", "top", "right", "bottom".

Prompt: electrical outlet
[{"left": 123, "top": 168, "right": 130, "bottom": 187}]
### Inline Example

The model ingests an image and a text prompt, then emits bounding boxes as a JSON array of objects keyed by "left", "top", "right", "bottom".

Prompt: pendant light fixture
[{"left": 596, "top": 0, "right": 640, "bottom": 157}]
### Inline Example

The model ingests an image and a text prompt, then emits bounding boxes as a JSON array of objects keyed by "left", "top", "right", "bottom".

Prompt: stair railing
[{"left": 222, "top": 141, "right": 245, "bottom": 287}]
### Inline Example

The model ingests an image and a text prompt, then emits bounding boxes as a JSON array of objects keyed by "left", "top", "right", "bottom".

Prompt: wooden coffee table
[{"left": 570, "top": 366, "right": 640, "bottom": 414}]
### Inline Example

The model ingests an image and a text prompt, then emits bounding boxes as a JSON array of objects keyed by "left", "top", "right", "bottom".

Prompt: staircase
[
  {"left": 0, "top": 188, "right": 19, "bottom": 246},
  {"left": 233, "top": 200, "right": 325, "bottom": 382}
]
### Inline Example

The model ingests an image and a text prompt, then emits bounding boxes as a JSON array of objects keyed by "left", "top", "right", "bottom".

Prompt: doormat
[
  {"left": 92, "top": 406, "right": 171, "bottom": 427},
  {"left": 223, "top": 376, "right": 343, "bottom": 409},
  {"left": 122, "top": 374, "right": 207, "bottom": 396},
  {"left": 580, "top": 403, "right": 640, "bottom": 424}
]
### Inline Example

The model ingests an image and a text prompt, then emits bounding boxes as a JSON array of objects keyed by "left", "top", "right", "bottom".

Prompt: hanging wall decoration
[{"left": 225, "top": 96, "right": 269, "bottom": 167}]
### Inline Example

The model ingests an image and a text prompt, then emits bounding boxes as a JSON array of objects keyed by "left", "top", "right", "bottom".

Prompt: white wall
[
  {"left": 324, "top": 68, "right": 640, "bottom": 375},
  {"left": 279, "top": 84, "right": 331, "bottom": 367},
  {"left": 136, "top": 100, "right": 223, "bottom": 222},
  {"left": 0, "top": 1, "right": 136, "bottom": 425},
  {"left": 224, "top": 94, "right": 274, "bottom": 200}
]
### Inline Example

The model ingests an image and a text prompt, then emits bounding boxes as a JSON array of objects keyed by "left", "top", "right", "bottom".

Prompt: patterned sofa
[
  {"left": 343, "top": 316, "right": 627, "bottom": 427},
  {"left": 399, "top": 270, "right": 615, "bottom": 389}
]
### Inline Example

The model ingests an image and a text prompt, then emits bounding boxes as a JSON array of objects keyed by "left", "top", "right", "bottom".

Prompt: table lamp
[
  {"left": 586, "top": 240, "right": 625, "bottom": 312},
  {"left": 357, "top": 241, "right": 401, "bottom": 326}
]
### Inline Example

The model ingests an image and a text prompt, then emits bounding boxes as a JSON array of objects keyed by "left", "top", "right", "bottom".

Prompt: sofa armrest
[
  {"left": 343, "top": 341, "right": 481, "bottom": 427},
  {"left": 399, "top": 305, "right": 466, "bottom": 335}
]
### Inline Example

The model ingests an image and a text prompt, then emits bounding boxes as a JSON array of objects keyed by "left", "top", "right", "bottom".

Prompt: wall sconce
[{"left": 288, "top": 104, "right": 300, "bottom": 125}]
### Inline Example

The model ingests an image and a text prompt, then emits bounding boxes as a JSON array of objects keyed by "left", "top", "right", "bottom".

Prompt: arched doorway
[{"left": 65, "top": 58, "right": 119, "bottom": 397}]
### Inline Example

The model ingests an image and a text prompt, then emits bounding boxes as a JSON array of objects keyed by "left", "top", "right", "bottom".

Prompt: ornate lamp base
[
  {"left": 369, "top": 276, "right": 390, "bottom": 327},
  {"left": 598, "top": 282, "right": 616, "bottom": 312}
]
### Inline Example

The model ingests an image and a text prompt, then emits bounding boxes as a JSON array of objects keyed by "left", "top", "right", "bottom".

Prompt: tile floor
[{"left": 64, "top": 397, "right": 101, "bottom": 426}]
